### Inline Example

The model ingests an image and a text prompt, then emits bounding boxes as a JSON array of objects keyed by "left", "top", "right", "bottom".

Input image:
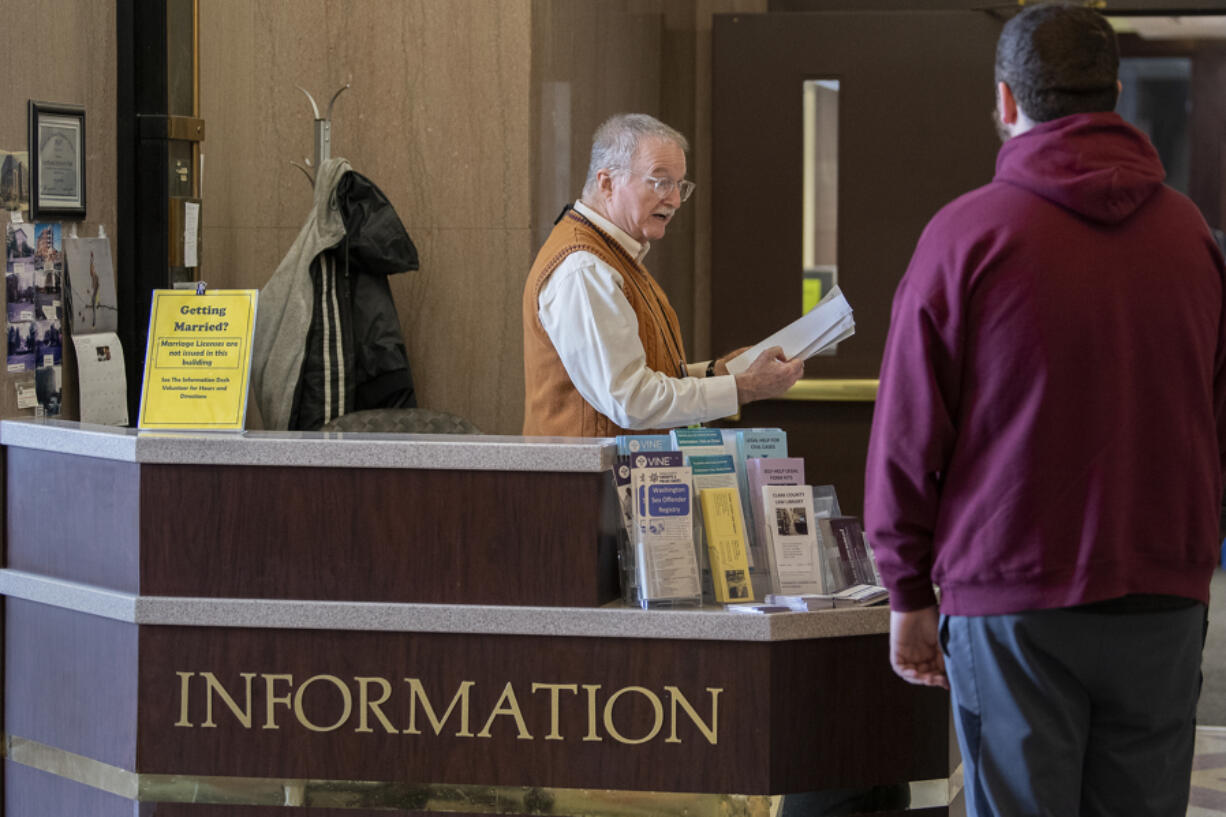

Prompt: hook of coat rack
[
  {"left": 325, "top": 83, "right": 350, "bottom": 119},
  {"left": 291, "top": 81, "right": 352, "bottom": 189},
  {"left": 289, "top": 161, "right": 314, "bottom": 187}
]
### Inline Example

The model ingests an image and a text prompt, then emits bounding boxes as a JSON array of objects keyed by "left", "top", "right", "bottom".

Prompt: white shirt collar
[{"left": 573, "top": 200, "right": 651, "bottom": 263}]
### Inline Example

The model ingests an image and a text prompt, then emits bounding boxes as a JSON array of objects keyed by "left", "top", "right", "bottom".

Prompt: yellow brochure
[
  {"left": 137, "top": 289, "right": 258, "bottom": 430},
  {"left": 699, "top": 486, "right": 754, "bottom": 603}
]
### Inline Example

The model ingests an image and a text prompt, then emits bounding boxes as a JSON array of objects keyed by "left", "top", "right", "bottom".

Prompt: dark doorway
[{"left": 712, "top": 9, "right": 1003, "bottom": 515}]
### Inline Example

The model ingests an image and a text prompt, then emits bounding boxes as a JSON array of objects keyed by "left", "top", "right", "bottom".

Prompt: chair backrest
[{"left": 320, "top": 408, "right": 482, "bottom": 435}]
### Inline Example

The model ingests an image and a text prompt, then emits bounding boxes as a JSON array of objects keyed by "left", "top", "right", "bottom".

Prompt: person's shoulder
[
  {"left": 899, "top": 182, "right": 1019, "bottom": 293},
  {"left": 926, "top": 181, "right": 1018, "bottom": 232},
  {"left": 542, "top": 248, "right": 622, "bottom": 291},
  {"left": 907, "top": 183, "right": 1026, "bottom": 266},
  {"left": 553, "top": 247, "right": 606, "bottom": 271},
  {"left": 1148, "top": 183, "right": 1211, "bottom": 223},
  {"left": 533, "top": 222, "right": 604, "bottom": 274}
]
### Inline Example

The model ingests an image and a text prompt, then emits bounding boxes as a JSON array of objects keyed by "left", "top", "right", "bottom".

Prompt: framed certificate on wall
[{"left": 28, "top": 100, "right": 86, "bottom": 220}]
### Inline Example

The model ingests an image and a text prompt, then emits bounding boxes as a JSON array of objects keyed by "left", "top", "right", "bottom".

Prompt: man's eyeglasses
[{"left": 643, "top": 175, "right": 696, "bottom": 203}]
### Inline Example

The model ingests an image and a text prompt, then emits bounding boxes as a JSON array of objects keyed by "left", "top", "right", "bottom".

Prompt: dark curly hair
[{"left": 995, "top": 2, "right": 1119, "bottom": 122}]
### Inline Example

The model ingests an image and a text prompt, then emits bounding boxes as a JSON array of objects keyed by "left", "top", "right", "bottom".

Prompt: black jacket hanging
[{"left": 251, "top": 158, "right": 419, "bottom": 430}]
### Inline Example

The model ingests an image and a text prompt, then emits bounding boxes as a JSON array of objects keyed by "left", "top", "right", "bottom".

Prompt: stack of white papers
[
  {"left": 765, "top": 593, "right": 836, "bottom": 611},
  {"left": 725, "top": 285, "right": 855, "bottom": 375},
  {"left": 832, "top": 584, "right": 889, "bottom": 607}
]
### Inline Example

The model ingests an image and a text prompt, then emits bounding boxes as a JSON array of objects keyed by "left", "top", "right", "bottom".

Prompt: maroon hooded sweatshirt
[{"left": 864, "top": 112, "right": 1226, "bottom": 616}]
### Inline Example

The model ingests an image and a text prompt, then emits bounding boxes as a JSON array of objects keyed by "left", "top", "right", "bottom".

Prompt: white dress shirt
[{"left": 536, "top": 201, "right": 739, "bottom": 430}]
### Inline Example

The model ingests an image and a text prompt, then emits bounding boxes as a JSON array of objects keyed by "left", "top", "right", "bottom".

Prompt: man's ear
[
  {"left": 596, "top": 169, "right": 615, "bottom": 198},
  {"left": 997, "top": 81, "right": 1019, "bottom": 126}
]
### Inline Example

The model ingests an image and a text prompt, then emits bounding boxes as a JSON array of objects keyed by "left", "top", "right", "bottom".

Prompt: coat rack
[{"left": 291, "top": 82, "right": 350, "bottom": 187}]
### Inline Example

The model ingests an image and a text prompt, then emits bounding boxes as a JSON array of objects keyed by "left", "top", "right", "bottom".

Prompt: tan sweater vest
[{"left": 522, "top": 209, "right": 687, "bottom": 438}]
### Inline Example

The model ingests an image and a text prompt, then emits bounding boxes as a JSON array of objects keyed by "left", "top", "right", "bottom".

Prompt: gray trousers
[{"left": 941, "top": 605, "right": 1206, "bottom": 817}]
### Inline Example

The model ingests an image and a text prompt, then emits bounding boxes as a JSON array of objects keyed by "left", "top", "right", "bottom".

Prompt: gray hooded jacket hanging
[{"left": 251, "top": 157, "right": 419, "bottom": 430}]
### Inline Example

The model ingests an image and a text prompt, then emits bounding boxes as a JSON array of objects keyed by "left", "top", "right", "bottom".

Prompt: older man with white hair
[{"left": 522, "top": 113, "right": 801, "bottom": 437}]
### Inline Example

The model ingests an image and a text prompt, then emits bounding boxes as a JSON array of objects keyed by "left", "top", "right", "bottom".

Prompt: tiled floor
[{"left": 1192, "top": 727, "right": 1226, "bottom": 816}]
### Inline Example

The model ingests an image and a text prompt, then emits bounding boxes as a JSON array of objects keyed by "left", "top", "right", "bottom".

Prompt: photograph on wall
[
  {"left": 32, "top": 222, "right": 63, "bottom": 322},
  {"left": 35, "top": 264, "right": 62, "bottom": 321},
  {"left": 1, "top": 150, "right": 30, "bottom": 212},
  {"left": 7, "top": 321, "right": 36, "bottom": 372},
  {"left": 6, "top": 221, "right": 35, "bottom": 263},
  {"left": 33, "top": 318, "right": 62, "bottom": 369},
  {"left": 64, "top": 236, "right": 118, "bottom": 334},
  {"left": 32, "top": 222, "right": 63, "bottom": 272},
  {"left": 35, "top": 363, "right": 61, "bottom": 416},
  {"left": 6, "top": 262, "right": 36, "bottom": 324},
  {"left": 14, "top": 373, "right": 36, "bottom": 410}
]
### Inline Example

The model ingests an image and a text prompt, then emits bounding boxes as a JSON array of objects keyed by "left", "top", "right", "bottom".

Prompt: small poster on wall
[
  {"left": 64, "top": 235, "right": 127, "bottom": 425},
  {"left": 72, "top": 332, "right": 127, "bottom": 425},
  {"left": 63, "top": 236, "right": 118, "bottom": 334},
  {"left": 33, "top": 318, "right": 62, "bottom": 369},
  {"left": 7, "top": 319, "right": 36, "bottom": 372},
  {"left": 0, "top": 150, "right": 30, "bottom": 212},
  {"left": 34, "top": 362, "right": 61, "bottom": 416},
  {"left": 6, "top": 221, "right": 37, "bottom": 373},
  {"left": 6, "top": 257, "right": 36, "bottom": 323}
]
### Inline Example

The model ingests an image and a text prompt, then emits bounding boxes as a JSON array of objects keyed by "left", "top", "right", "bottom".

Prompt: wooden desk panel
[
  {"left": 5, "top": 447, "right": 142, "bottom": 593},
  {"left": 137, "top": 463, "right": 620, "bottom": 605},
  {"left": 5, "top": 448, "right": 620, "bottom": 607},
  {"left": 6, "top": 601, "right": 947, "bottom": 798}
]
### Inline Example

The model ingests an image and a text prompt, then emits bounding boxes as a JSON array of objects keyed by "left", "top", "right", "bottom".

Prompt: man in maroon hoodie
[{"left": 864, "top": 4, "right": 1226, "bottom": 815}]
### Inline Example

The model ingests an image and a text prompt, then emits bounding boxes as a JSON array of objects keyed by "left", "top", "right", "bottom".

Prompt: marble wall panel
[
  {"left": 198, "top": 225, "right": 301, "bottom": 293},
  {"left": 394, "top": 226, "right": 534, "bottom": 435},
  {"left": 329, "top": 1, "right": 533, "bottom": 232},
  {"left": 200, "top": 0, "right": 334, "bottom": 233},
  {"left": 1, "top": 0, "right": 117, "bottom": 421},
  {"left": 201, "top": 0, "right": 533, "bottom": 432}
]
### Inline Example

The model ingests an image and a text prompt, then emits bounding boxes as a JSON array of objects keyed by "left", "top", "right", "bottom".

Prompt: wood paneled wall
[{"left": 198, "top": 0, "right": 534, "bottom": 433}]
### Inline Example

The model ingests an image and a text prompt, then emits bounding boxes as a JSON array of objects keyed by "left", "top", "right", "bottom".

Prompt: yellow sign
[{"left": 138, "top": 289, "right": 258, "bottom": 430}]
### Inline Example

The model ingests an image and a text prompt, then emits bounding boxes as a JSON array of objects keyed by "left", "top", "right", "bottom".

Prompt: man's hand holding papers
[
  {"left": 725, "top": 286, "right": 856, "bottom": 376},
  {"left": 730, "top": 346, "right": 804, "bottom": 403}
]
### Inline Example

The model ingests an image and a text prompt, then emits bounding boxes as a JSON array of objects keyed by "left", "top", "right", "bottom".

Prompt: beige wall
[
  {"left": 1, "top": 1, "right": 117, "bottom": 420},
  {"left": 200, "top": 0, "right": 533, "bottom": 433},
  {"left": 200, "top": 0, "right": 762, "bottom": 434}
]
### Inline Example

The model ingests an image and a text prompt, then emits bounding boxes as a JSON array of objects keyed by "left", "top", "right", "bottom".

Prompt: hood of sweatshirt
[{"left": 994, "top": 112, "right": 1165, "bottom": 225}]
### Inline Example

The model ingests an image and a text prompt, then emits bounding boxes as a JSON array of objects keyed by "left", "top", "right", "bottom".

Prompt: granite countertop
[
  {"left": 0, "top": 569, "right": 889, "bottom": 642},
  {"left": 0, "top": 418, "right": 616, "bottom": 472}
]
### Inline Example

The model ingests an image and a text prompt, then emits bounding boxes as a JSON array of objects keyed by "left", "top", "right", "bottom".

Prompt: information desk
[{"left": 0, "top": 420, "right": 956, "bottom": 816}]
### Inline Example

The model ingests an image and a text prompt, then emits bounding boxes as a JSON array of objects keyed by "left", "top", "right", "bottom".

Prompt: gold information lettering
[
  {"left": 174, "top": 673, "right": 723, "bottom": 746},
  {"left": 530, "top": 683, "right": 578, "bottom": 741}
]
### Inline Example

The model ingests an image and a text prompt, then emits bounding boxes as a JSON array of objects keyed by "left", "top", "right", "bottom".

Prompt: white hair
[{"left": 580, "top": 113, "right": 689, "bottom": 199}]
